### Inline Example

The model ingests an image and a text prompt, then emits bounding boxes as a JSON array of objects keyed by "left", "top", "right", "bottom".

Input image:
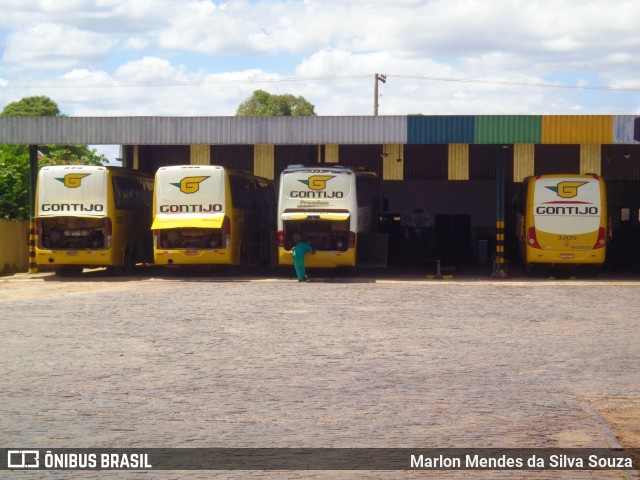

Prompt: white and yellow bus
[
  {"left": 36, "top": 165, "right": 154, "bottom": 275},
  {"left": 277, "top": 165, "right": 386, "bottom": 268},
  {"left": 517, "top": 174, "right": 608, "bottom": 272},
  {"left": 152, "top": 165, "right": 275, "bottom": 267}
]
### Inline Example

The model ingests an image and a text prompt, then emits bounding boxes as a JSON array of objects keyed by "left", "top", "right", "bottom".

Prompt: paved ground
[{"left": 1, "top": 268, "right": 639, "bottom": 479}]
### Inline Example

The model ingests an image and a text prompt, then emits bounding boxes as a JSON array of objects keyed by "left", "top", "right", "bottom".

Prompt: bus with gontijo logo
[
  {"left": 152, "top": 165, "right": 275, "bottom": 267},
  {"left": 35, "top": 165, "right": 154, "bottom": 276},
  {"left": 516, "top": 174, "right": 609, "bottom": 273},
  {"left": 277, "top": 164, "right": 387, "bottom": 268}
]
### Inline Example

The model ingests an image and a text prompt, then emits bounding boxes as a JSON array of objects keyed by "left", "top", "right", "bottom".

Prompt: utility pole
[{"left": 373, "top": 74, "right": 386, "bottom": 116}]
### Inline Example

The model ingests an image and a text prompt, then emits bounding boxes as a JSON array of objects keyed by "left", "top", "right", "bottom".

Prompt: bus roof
[{"left": 281, "top": 164, "right": 377, "bottom": 176}]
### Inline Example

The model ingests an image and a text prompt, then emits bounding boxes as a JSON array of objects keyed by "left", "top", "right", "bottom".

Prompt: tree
[
  {"left": 1, "top": 96, "right": 61, "bottom": 117},
  {"left": 0, "top": 96, "right": 107, "bottom": 220},
  {"left": 235, "top": 90, "right": 317, "bottom": 116}
]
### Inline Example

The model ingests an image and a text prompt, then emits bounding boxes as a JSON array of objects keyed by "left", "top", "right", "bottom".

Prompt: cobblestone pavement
[{"left": 1, "top": 269, "right": 639, "bottom": 479}]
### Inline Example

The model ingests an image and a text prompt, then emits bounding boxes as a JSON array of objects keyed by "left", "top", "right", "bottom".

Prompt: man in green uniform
[{"left": 292, "top": 240, "right": 315, "bottom": 282}]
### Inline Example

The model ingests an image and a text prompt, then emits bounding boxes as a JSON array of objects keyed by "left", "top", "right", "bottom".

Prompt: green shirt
[{"left": 292, "top": 241, "right": 313, "bottom": 258}]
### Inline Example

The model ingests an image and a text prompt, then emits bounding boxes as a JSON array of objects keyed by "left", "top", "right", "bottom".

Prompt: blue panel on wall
[{"left": 407, "top": 116, "right": 475, "bottom": 144}]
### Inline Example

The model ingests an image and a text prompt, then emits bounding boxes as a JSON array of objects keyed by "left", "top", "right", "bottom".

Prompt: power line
[
  {"left": 1, "top": 72, "right": 639, "bottom": 92},
  {"left": 0, "top": 75, "right": 371, "bottom": 89},
  {"left": 387, "top": 74, "right": 640, "bottom": 92}
]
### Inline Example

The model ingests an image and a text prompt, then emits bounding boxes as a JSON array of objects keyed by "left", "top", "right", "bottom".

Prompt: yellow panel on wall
[
  {"left": 580, "top": 144, "right": 601, "bottom": 175},
  {"left": 325, "top": 144, "right": 339, "bottom": 163},
  {"left": 448, "top": 144, "right": 469, "bottom": 180},
  {"left": 513, "top": 143, "right": 535, "bottom": 182},
  {"left": 133, "top": 145, "right": 139, "bottom": 170},
  {"left": 254, "top": 144, "right": 275, "bottom": 180},
  {"left": 190, "top": 145, "right": 211, "bottom": 165},
  {"left": 542, "top": 116, "right": 613, "bottom": 144},
  {"left": 382, "top": 144, "right": 403, "bottom": 180}
]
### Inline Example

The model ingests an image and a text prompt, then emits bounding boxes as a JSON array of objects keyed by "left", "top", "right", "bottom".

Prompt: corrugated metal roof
[
  {"left": 407, "top": 116, "right": 475, "bottom": 144},
  {"left": 2, "top": 115, "right": 640, "bottom": 146},
  {"left": 613, "top": 116, "right": 640, "bottom": 144},
  {"left": 542, "top": 115, "right": 614, "bottom": 144},
  {"left": 475, "top": 116, "right": 541, "bottom": 144},
  {"left": 0, "top": 116, "right": 408, "bottom": 145}
]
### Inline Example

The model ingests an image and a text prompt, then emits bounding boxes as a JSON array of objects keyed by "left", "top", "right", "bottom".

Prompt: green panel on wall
[{"left": 475, "top": 116, "right": 542, "bottom": 144}]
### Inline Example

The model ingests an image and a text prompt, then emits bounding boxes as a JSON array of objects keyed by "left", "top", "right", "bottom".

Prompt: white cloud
[
  {"left": 2, "top": 23, "right": 116, "bottom": 70},
  {"left": 124, "top": 37, "right": 150, "bottom": 51},
  {"left": 115, "top": 57, "right": 182, "bottom": 82},
  {"left": 0, "top": 0, "right": 639, "bottom": 116}
]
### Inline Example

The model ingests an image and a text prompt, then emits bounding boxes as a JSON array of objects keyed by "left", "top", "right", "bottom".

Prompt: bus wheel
[{"left": 55, "top": 266, "right": 83, "bottom": 276}]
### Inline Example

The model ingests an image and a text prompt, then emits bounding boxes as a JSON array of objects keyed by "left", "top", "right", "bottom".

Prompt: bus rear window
[
  {"left": 156, "top": 228, "right": 224, "bottom": 249},
  {"left": 283, "top": 219, "right": 350, "bottom": 251},
  {"left": 39, "top": 217, "right": 110, "bottom": 249}
]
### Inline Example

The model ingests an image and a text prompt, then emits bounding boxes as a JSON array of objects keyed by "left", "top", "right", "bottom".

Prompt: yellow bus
[
  {"left": 36, "top": 165, "right": 154, "bottom": 276},
  {"left": 517, "top": 174, "right": 608, "bottom": 272},
  {"left": 277, "top": 165, "right": 386, "bottom": 268},
  {"left": 152, "top": 165, "right": 275, "bottom": 267}
]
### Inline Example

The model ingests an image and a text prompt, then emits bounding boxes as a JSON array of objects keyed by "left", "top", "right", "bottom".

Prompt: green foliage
[
  {"left": 235, "top": 90, "right": 317, "bottom": 116},
  {"left": 1, "top": 95, "right": 61, "bottom": 117},
  {"left": 0, "top": 96, "right": 107, "bottom": 219},
  {"left": 0, "top": 146, "right": 30, "bottom": 219}
]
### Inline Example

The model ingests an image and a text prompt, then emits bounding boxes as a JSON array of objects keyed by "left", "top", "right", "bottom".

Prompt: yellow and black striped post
[
  {"left": 28, "top": 219, "right": 38, "bottom": 273},
  {"left": 28, "top": 145, "right": 39, "bottom": 274},
  {"left": 492, "top": 145, "right": 509, "bottom": 278},
  {"left": 494, "top": 220, "right": 506, "bottom": 276}
]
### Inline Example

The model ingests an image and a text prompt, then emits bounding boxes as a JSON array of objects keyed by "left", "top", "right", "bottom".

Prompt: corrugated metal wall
[
  {"left": 4, "top": 115, "right": 640, "bottom": 145},
  {"left": 137, "top": 145, "right": 190, "bottom": 174},
  {"left": 274, "top": 145, "right": 319, "bottom": 177},
  {"left": 602, "top": 145, "right": 640, "bottom": 181},
  {"left": 407, "top": 116, "right": 475, "bottom": 144},
  {"left": 513, "top": 144, "right": 535, "bottom": 182},
  {"left": 0, "top": 220, "right": 28, "bottom": 274},
  {"left": 475, "top": 116, "right": 541, "bottom": 144},
  {"left": 254, "top": 144, "right": 274, "bottom": 179},
  {"left": 338, "top": 145, "right": 383, "bottom": 177},
  {"left": 542, "top": 115, "right": 614, "bottom": 144},
  {"left": 534, "top": 145, "right": 580, "bottom": 175},
  {"left": 382, "top": 144, "right": 403, "bottom": 180},
  {"left": 613, "top": 116, "right": 640, "bottom": 144},
  {"left": 469, "top": 145, "right": 497, "bottom": 180},
  {"left": 448, "top": 144, "right": 469, "bottom": 180},
  {"left": 211, "top": 145, "right": 254, "bottom": 172},
  {"left": 190, "top": 145, "right": 210, "bottom": 165},
  {"left": 580, "top": 144, "right": 601, "bottom": 175},
  {"left": 403, "top": 145, "right": 448, "bottom": 180},
  {"left": 325, "top": 144, "right": 339, "bottom": 163},
  {"left": 4, "top": 115, "right": 640, "bottom": 146}
]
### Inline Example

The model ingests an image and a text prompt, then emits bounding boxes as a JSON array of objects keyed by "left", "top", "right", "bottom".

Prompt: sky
[{"left": 1, "top": 0, "right": 640, "bottom": 161}]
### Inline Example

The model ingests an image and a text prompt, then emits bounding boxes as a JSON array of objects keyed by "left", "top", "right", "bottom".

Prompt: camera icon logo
[{"left": 7, "top": 450, "right": 39, "bottom": 469}]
